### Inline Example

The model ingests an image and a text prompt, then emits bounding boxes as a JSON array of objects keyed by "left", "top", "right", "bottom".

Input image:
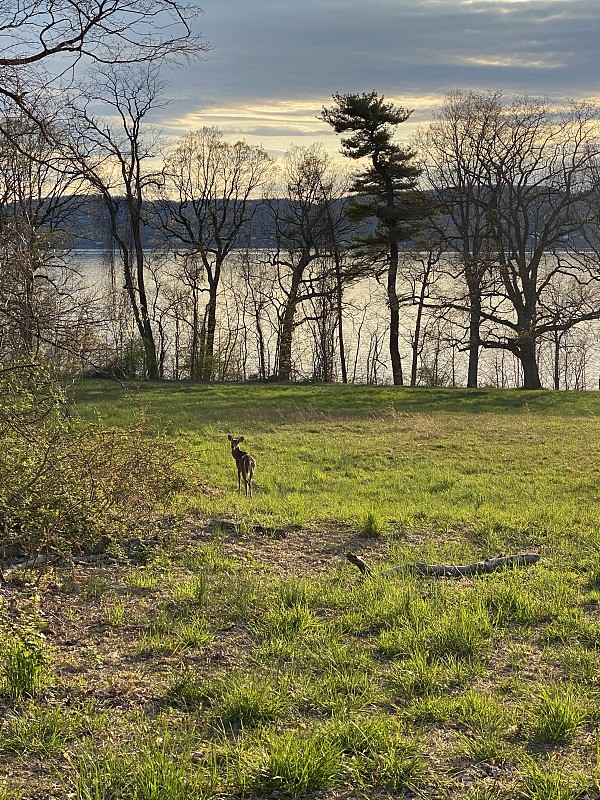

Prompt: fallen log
[{"left": 346, "top": 551, "right": 540, "bottom": 578}]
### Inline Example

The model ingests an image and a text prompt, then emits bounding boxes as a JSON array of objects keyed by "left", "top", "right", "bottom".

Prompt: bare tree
[
  {"left": 0, "top": 0, "right": 208, "bottom": 376},
  {"left": 422, "top": 93, "right": 600, "bottom": 389},
  {"left": 269, "top": 144, "right": 351, "bottom": 382},
  {"left": 67, "top": 63, "right": 167, "bottom": 378},
  {"left": 0, "top": 112, "right": 89, "bottom": 362},
  {"left": 418, "top": 91, "right": 501, "bottom": 387},
  {"left": 160, "top": 127, "right": 274, "bottom": 380},
  {"left": 0, "top": 1, "right": 207, "bottom": 117}
]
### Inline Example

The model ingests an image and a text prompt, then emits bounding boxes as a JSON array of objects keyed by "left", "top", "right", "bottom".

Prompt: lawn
[{"left": 2, "top": 381, "right": 600, "bottom": 799}]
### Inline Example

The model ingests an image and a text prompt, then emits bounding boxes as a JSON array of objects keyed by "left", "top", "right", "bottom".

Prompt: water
[{"left": 65, "top": 249, "right": 600, "bottom": 389}]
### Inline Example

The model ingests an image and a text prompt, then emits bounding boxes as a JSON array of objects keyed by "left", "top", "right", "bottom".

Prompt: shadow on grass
[{"left": 72, "top": 379, "right": 600, "bottom": 431}]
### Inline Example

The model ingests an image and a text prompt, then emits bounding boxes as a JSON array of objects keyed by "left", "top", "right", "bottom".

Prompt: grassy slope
[
  {"left": 2, "top": 381, "right": 600, "bottom": 799},
  {"left": 75, "top": 381, "right": 600, "bottom": 551}
]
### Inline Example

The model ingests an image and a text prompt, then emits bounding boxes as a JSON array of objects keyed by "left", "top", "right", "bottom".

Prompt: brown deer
[{"left": 228, "top": 435, "right": 256, "bottom": 497}]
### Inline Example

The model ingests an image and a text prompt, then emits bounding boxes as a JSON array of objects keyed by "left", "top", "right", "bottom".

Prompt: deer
[{"left": 228, "top": 435, "right": 256, "bottom": 497}]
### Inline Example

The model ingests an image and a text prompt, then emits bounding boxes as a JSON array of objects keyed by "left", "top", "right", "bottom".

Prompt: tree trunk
[
  {"left": 410, "top": 259, "right": 433, "bottom": 387},
  {"left": 200, "top": 279, "right": 218, "bottom": 381},
  {"left": 387, "top": 242, "right": 403, "bottom": 386},
  {"left": 517, "top": 335, "right": 542, "bottom": 389},
  {"left": 410, "top": 295, "right": 423, "bottom": 388},
  {"left": 553, "top": 330, "right": 561, "bottom": 391},
  {"left": 141, "top": 320, "right": 159, "bottom": 379},
  {"left": 190, "top": 283, "right": 201, "bottom": 380},
  {"left": 467, "top": 292, "right": 481, "bottom": 388},
  {"left": 278, "top": 270, "right": 302, "bottom": 382},
  {"left": 255, "top": 310, "right": 267, "bottom": 381},
  {"left": 334, "top": 254, "right": 348, "bottom": 384}
]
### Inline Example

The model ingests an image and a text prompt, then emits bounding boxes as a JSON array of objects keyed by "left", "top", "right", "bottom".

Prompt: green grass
[
  {"left": 2, "top": 379, "right": 600, "bottom": 798},
  {"left": 0, "top": 702, "right": 103, "bottom": 756},
  {"left": 71, "top": 381, "right": 600, "bottom": 546},
  {"left": 1, "top": 629, "right": 52, "bottom": 700}
]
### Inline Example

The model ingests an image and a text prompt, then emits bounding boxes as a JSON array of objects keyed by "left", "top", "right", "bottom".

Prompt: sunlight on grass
[{"left": 8, "top": 381, "right": 592, "bottom": 799}]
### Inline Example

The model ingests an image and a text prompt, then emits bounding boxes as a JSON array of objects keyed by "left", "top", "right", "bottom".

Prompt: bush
[{"left": 0, "top": 362, "right": 185, "bottom": 563}]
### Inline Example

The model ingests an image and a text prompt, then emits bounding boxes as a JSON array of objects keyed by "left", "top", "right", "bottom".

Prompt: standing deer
[{"left": 228, "top": 435, "right": 256, "bottom": 497}]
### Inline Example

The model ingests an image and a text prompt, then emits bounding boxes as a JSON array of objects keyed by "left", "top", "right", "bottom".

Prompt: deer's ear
[
  {"left": 239, "top": 436, "right": 245, "bottom": 442},
  {"left": 228, "top": 434, "right": 233, "bottom": 441}
]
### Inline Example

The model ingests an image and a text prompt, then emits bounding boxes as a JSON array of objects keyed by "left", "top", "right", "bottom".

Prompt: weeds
[
  {"left": 388, "top": 650, "right": 446, "bottom": 697},
  {"left": 430, "top": 604, "right": 492, "bottom": 660},
  {"left": 0, "top": 616, "right": 52, "bottom": 700},
  {"left": 529, "top": 683, "right": 586, "bottom": 744},
  {"left": 245, "top": 730, "right": 342, "bottom": 798},
  {"left": 518, "top": 758, "right": 584, "bottom": 799},
  {"left": 360, "top": 508, "right": 387, "bottom": 538},
  {"left": 74, "top": 734, "right": 216, "bottom": 800},
  {"left": 0, "top": 703, "right": 102, "bottom": 756}
]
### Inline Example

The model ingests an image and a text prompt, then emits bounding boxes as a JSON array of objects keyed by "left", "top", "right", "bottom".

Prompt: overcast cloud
[{"left": 159, "top": 0, "right": 600, "bottom": 157}]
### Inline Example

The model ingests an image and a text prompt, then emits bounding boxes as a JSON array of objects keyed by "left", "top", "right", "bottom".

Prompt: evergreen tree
[{"left": 321, "top": 91, "right": 427, "bottom": 385}]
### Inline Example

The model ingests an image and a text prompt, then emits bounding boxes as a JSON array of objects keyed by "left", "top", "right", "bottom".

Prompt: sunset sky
[{"left": 160, "top": 0, "right": 600, "bottom": 158}]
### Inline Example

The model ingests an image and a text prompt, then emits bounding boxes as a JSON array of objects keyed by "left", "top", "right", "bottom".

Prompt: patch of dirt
[{"left": 194, "top": 517, "right": 391, "bottom": 577}]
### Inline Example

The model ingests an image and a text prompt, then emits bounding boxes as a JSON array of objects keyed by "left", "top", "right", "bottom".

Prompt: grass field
[{"left": 2, "top": 381, "right": 600, "bottom": 799}]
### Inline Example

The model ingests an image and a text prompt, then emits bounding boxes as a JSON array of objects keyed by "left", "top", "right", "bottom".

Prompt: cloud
[{"left": 154, "top": 0, "right": 600, "bottom": 151}]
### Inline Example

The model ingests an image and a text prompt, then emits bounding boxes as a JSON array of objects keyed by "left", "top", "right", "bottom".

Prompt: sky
[{"left": 159, "top": 0, "right": 600, "bottom": 160}]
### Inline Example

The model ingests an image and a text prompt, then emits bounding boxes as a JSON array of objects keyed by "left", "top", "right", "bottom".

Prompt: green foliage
[
  {"left": 0, "top": 606, "right": 52, "bottom": 700},
  {"left": 518, "top": 759, "right": 584, "bottom": 799},
  {"left": 326, "top": 715, "right": 429, "bottom": 789},
  {"left": 71, "top": 382, "right": 600, "bottom": 545},
  {"left": 168, "top": 667, "right": 291, "bottom": 726},
  {"left": 429, "top": 604, "right": 492, "bottom": 660},
  {"left": 360, "top": 508, "right": 387, "bottom": 538},
  {"left": 166, "top": 665, "right": 208, "bottom": 710},
  {"left": 456, "top": 729, "right": 513, "bottom": 765},
  {"left": 452, "top": 689, "right": 512, "bottom": 734},
  {"left": 256, "top": 602, "right": 318, "bottom": 642},
  {"left": 321, "top": 91, "right": 429, "bottom": 253},
  {"left": 101, "top": 599, "right": 127, "bottom": 627},
  {"left": 140, "top": 612, "right": 213, "bottom": 655},
  {"left": 169, "top": 573, "right": 208, "bottom": 607},
  {"left": 5, "top": 381, "right": 598, "bottom": 798},
  {"left": 556, "top": 645, "right": 600, "bottom": 682},
  {"left": 388, "top": 650, "right": 446, "bottom": 697},
  {"left": 210, "top": 672, "right": 290, "bottom": 726},
  {"left": 1, "top": 638, "right": 49, "bottom": 700},
  {"left": 300, "top": 668, "right": 379, "bottom": 715}
]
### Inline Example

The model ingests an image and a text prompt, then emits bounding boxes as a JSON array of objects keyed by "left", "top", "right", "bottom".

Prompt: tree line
[{"left": 2, "top": 2, "right": 600, "bottom": 389}]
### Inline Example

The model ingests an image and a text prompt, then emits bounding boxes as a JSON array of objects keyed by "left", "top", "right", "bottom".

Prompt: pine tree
[{"left": 321, "top": 92, "right": 427, "bottom": 385}]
